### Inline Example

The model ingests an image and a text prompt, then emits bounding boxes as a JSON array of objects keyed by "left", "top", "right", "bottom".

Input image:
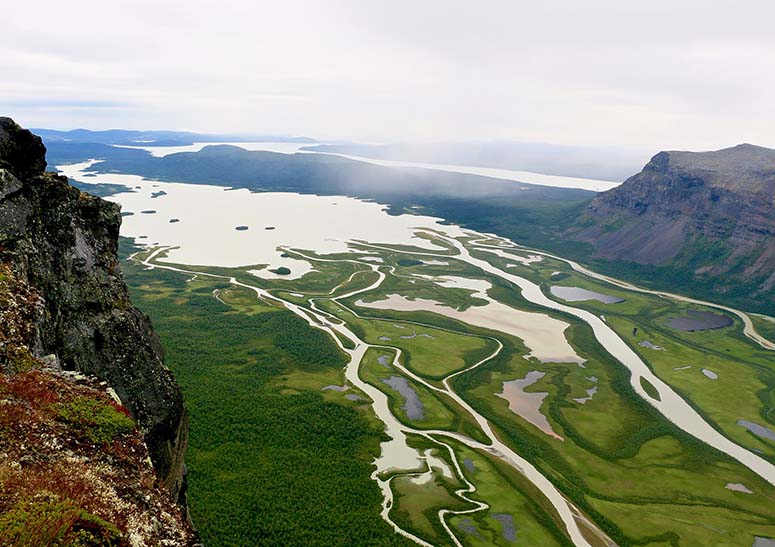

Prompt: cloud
[
  {"left": 0, "top": 99, "right": 134, "bottom": 109},
  {"left": 3, "top": 0, "right": 774, "bottom": 150}
]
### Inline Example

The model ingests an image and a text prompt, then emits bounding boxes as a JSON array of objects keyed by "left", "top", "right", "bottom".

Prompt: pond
[
  {"left": 550, "top": 285, "right": 624, "bottom": 304},
  {"left": 493, "top": 513, "right": 517, "bottom": 542},
  {"left": 381, "top": 375, "right": 425, "bottom": 421},
  {"left": 738, "top": 419, "right": 775, "bottom": 442},
  {"left": 667, "top": 310, "right": 733, "bottom": 332},
  {"left": 496, "top": 370, "right": 563, "bottom": 440}
]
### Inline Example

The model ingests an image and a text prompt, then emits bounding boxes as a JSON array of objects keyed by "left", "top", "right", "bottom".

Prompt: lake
[{"left": 57, "top": 161, "right": 466, "bottom": 278}]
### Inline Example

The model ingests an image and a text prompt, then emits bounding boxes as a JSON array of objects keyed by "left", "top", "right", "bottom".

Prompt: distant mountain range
[
  {"left": 32, "top": 128, "right": 317, "bottom": 147},
  {"left": 37, "top": 129, "right": 650, "bottom": 181},
  {"left": 302, "top": 141, "right": 651, "bottom": 182},
  {"left": 568, "top": 144, "right": 775, "bottom": 308},
  {"left": 47, "top": 142, "right": 593, "bottom": 203}
]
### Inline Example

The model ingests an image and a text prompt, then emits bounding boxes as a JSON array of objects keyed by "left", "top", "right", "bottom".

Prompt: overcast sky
[{"left": 2, "top": 1, "right": 774, "bottom": 150}]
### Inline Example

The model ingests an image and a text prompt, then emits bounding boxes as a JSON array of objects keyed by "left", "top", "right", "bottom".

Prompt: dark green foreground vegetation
[{"left": 120, "top": 240, "right": 413, "bottom": 547}]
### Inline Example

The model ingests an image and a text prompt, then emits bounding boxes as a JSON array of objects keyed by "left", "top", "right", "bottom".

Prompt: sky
[{"left": 2, "top": 0, "right": 775, "bottom": 151}]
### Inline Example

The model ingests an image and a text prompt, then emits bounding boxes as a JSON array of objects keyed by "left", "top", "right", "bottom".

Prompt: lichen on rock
[{"left": 0, "top": 368, "right": 196, "bottom": 546}]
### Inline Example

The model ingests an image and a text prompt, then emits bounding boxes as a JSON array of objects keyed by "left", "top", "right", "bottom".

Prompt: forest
[{"left": 120, "top": 241, "right": 414, "bottom": 547}]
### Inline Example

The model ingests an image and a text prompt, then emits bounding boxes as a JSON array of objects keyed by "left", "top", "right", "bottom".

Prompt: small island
[
  {"left": 121, "top": 211, "right": 135, "bottom": 217},
  {"left": 235, "top": 225, "right": 249, "bottom": 231},
  {"left": 151, "top": 190, "right": 168, "bottom": 198},
  {"left": 140, "top": 210, "right": 157, "bottom": 214},
  {"left": 265, "top": 226, "right": 276, "bottom": 230},
  {"left": 169, "top": 218, "right": 180, "bottom": 223},
  {"left": 269, "top": 266, "right": 291, "bottom": 275}
]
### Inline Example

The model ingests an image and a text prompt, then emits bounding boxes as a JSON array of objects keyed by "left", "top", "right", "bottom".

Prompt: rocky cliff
[
  {"left": 568, "top": 144, "right": 775, "bottom": 308},
  {"left": 0, "top": 118, "right": 193, "bottom": 543}
]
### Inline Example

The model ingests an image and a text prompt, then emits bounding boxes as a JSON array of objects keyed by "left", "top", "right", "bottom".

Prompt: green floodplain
[{"left": 120, "top": 230, "right": 775, "bottom": 547}]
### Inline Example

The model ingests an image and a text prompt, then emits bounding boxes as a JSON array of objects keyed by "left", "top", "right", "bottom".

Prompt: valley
[
  {"left": 0, "top": 0, "right": 775, "bottom": 547},
  {"left": 5, "top": 3, "right": 775, "bottom": 546},
  {"left": 63, "top": 161, "right": 775, "bottom": 546}
]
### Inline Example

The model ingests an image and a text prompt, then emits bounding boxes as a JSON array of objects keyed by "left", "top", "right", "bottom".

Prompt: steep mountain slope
[
  {"left": 568, "top": 144, "right": 775, "bottom": 307},
  {"left": 0, "top": 117, "right": 194, "bottom": 544}
]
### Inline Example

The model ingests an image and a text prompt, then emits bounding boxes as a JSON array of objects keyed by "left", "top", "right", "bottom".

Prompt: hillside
[
  {"left": 568, "top": 144, "right": 775, "bottom": 309},
  {"left": 45, "top": 141, "right": 594, "bottom": 202},
  {"left": 0, "top": 117, "right": 195, "bottom": 545}
]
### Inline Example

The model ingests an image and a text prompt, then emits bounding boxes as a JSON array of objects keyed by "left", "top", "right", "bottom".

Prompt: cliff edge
[{"left": 0, "top": 117, "right": 193, "bottom": 544}]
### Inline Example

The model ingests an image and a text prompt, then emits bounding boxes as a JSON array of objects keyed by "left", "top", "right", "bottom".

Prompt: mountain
[
  {"left": 33, "top": 127, "right": 317, "bottom": 147},
  {"left": 54, "top": 142, "right": 595, "bottom": 249},
  {"left": 567, "top": 144, "right": 775, "bottom": 308},
  {"left": 55, "top": 142, "right": 595, "bottom": 203},
  {"left": 302, "top": 141, "right": 650, "bottom": 181},
  {"left": 0, "top": 118, "right": 195, "bottom": 544}
]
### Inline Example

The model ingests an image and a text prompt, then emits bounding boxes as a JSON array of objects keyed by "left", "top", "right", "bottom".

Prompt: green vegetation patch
[
  {"left": 444, "top": 439, "right": 570, "bottom": 547},
  {"left": 639, "top": 377, "right": 661, "bottom": 401},
  {"left": 55, "top": 396, "right": 135, "bottom": 444},
  {"left": 389, "top": 436, "right": 471, "bottom": 546},
  {"left": 360, "top": 348, "right": 462, "bottom": 432},
  {"left": 322, "top": 300, "right": 495, "bottom": 381},
  {"left": 527, "top": 259, "right": 775, "bottom": 459},
  {"left": 752, "top": 314, "right": 775, "bottom": 343},
  {"left": 121, "top": 251, "right": 413, "bottom": 547},
  {"left": 0, "top": 497, "right": 122, "bottom": 547}
]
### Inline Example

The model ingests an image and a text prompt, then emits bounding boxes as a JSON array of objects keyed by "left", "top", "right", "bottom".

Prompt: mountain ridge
[
  {"left": 568, "top": 143, "right": 775, "bottom": 307},
  {"left": 31, "top": 127, "right": 317, "bottom": 147}
]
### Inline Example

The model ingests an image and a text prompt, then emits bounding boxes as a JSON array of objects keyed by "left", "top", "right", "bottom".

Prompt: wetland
[{"left": 62, "top": 160, "right": 775, "bottom": 547}]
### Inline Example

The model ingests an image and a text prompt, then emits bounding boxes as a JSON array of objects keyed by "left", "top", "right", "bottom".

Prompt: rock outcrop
[
  {"left": 0, "top": 366, "right": 196, "bottom": 546},
  {"left": 568, "top": 144, "right": 775, "bottom": 308},
  {"left": 0, "top": 118, "right": 190, "bottom": 522}
]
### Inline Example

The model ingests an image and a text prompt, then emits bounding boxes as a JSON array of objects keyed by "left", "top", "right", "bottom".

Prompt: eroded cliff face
[
  {"left": 0, "top": 117, "right": 192, "bottom": 542},
  {"left": 568, "top": 144, "right": 775, "bottom": 306}
]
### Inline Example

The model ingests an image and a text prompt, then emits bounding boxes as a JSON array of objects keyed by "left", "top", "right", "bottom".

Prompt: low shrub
[
  {"left": 55, "top": 396, "right": 135, "bottom": 444},
  {"left": 0, "top": 496, "right": 124, "bottom": 547}
]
